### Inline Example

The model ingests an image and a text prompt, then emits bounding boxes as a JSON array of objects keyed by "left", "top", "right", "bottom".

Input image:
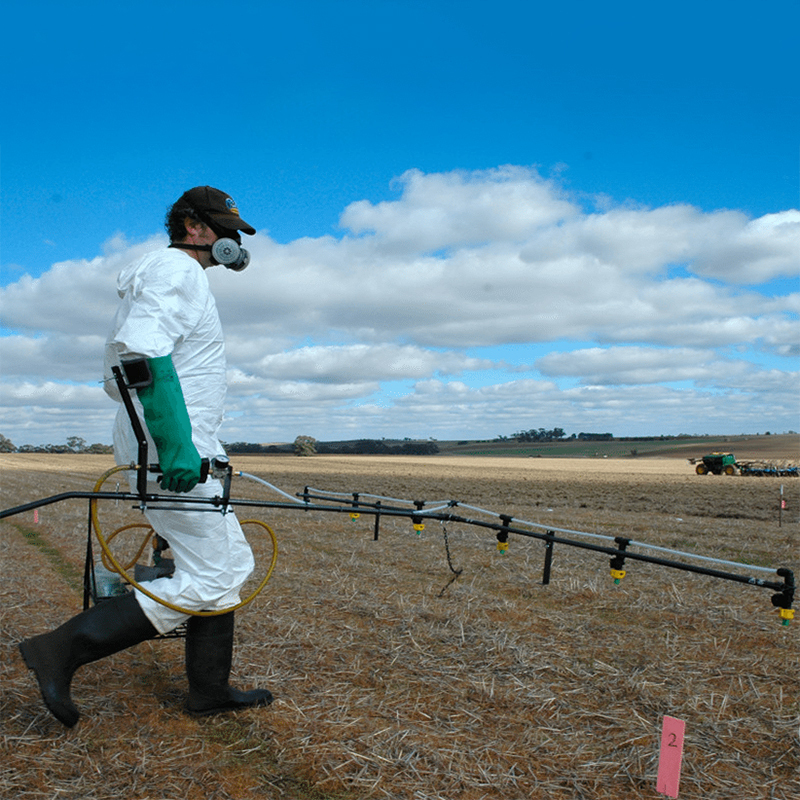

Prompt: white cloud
[
  {"left": 225, "top": 377, "right": 795, "bottom": 443},
  {"left": 534, "top": 346, "right": 800, "bottom": 395},
  {"left": 536, "top": 346, "right": 720, "bottom": 384},
  {"left": 238, "top": 343, "right": 496, "bottom": 382},
  {"left": 0, "top": 382, "right": 116, "bottom": 447},
  {"left": 0, "top": 334, "right": 107, "bottom": 382},
  {"left": 339, "top": 166, "right": 578, "bottom": 253},
  {"left": 1, "top": 166, "right": 798, "bottom": 445},
  {"left": 204, "top": 167, "right": 797, "bottom": 351},
  {"left": 0, "top": 236, "right": 163, "bottom": 336},
  {"left": 693, "top": 210, "right": 800, "bottom": 283}
]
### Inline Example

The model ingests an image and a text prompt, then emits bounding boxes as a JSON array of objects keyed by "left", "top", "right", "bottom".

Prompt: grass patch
[{"left": 10, "top": 520, "right": 84, "bottom": 594}]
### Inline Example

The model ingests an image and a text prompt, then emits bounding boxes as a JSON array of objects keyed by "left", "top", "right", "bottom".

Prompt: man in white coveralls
[{"left": 19, "top": 187, "right": 273, "bottom": 727}]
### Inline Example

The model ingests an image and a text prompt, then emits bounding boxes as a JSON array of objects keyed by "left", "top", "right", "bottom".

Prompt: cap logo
[{"left": 226, "top": 197, "right": 241, "bottom": 217}]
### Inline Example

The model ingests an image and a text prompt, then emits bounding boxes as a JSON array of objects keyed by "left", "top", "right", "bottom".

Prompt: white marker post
[{"left": 657, "top": 715, "right": 685, "bottom": 798}]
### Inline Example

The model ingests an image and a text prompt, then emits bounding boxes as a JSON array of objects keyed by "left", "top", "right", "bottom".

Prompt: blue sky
[{"left": 1, "top": 0, "right": 798, "bottom": 447}]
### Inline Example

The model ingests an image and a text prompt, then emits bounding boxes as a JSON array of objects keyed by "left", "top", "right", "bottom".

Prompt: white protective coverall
[{"left": 104, "top": 247, "right": 254, "bottom": 634}]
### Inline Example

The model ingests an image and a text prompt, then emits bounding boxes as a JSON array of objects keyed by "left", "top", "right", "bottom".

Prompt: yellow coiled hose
[{"left": 90, "top": 465, "right": 277, "bottom": 617}]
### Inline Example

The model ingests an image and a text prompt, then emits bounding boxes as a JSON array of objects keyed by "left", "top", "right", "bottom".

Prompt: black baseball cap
[{"left": 176, "top": 186, "right": 256, "bottom": 235}]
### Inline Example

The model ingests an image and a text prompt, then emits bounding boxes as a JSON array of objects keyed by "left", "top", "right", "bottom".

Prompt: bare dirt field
[{"left": 1, "top": 453, "right": 798, "bottom": 799}]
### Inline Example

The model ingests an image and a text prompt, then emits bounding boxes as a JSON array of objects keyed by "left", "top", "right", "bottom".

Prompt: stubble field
[{"left": 1, "top": 451, "right": 798, "bottom": 799}]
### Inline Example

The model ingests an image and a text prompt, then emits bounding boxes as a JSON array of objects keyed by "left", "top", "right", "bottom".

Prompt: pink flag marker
[
  {"left": 33, "top": 509, "right": 39, "bottom": 524},
  {"left": 657, "top": 715, "right": 685, "bottom": 798}
]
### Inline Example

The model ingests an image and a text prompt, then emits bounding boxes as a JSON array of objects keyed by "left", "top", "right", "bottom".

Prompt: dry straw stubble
[{"left": 1, "top": 452, "right": 798, "bottom": 799}]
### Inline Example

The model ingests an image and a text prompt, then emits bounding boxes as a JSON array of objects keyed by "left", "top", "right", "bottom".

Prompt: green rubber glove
[{"left": 136, "top": 355, "right": 203, "bottom": 493}]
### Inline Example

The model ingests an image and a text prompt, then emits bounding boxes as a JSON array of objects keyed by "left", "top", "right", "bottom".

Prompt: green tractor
[{"left": 695, "top": 452, "right": 738, "bottom": 476}]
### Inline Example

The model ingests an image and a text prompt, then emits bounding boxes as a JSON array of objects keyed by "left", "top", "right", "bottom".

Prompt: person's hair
[{"left": 165, "top": 202, "right": 203, "bottom": 243}]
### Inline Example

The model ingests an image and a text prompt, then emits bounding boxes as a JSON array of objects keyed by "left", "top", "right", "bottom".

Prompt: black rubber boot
[
  {"left": 184, "top": 611, "right": 273, "bottom": 716},
  {"left": 18, "top": 591, "right": 158, "bottom": 728}
]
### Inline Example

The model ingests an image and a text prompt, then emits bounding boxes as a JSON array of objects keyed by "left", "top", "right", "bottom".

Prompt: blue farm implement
[{"left": 689, "top": 452, "right": 799, "bottom": 477}]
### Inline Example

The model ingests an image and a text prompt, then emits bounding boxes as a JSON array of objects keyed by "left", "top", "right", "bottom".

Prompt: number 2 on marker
[{"left": 657, "top": 716, "right": 685, "bottom": 798}]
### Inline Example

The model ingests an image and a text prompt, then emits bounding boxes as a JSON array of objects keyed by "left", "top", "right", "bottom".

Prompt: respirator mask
[{"left": 170, "top": 208, "right": 252, "bottom": 271}]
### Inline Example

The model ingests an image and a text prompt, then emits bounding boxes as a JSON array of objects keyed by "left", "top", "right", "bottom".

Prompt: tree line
[
  {"left": 0, "top": 435, "right": 112, "bottom": 454},
  {"left": 0, "top": 433, "right": 439, "bottom": 457},
  {"left": 497, "top": 428, "right": 613, "bottom": 442},
  {"left": 228, "top": 437, "right": 440, "bottom": 456},
  {"left": 1, "top": 428, "right": 621, "bottom": 457}
]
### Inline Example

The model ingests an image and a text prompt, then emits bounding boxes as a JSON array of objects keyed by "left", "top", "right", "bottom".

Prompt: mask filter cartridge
[{"left": 211, "top": 238, "right": 251, "bottom": 271}]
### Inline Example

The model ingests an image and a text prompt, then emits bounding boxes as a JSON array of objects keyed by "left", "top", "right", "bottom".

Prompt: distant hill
[
  {"left": 434, "top": 433, "right": 799, "bottom": 460},
  {"left": 227, "top": 433, "right": 799, "bottom": 460}
]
